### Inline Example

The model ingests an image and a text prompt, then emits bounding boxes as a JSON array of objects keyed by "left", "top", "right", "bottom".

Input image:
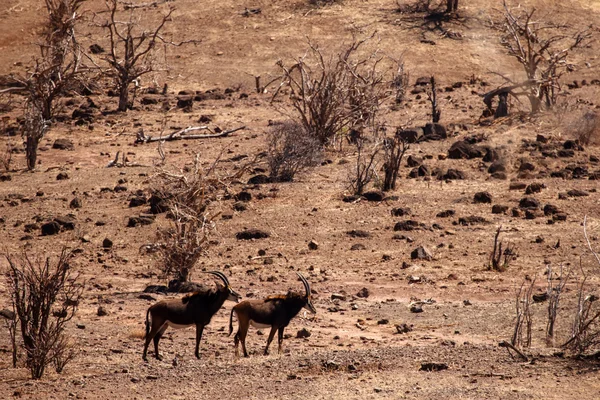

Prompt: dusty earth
[{"left": 1, "top": 0, "right": 600, "bottom": 399}]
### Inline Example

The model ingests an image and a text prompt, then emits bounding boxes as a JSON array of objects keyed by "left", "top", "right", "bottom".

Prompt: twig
[{"left": 499, "top": 340, "right": 528, "bottom": 361}]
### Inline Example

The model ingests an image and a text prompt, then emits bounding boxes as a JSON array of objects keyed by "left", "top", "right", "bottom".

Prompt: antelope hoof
[{"left": 155, "top": 354, "right": 163, "bottom": 361}]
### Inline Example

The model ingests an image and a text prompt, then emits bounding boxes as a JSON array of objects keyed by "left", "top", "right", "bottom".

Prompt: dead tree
[
  {"left": 349, "top": 138, "right": 380, "bottom": 195},
  {"left": 5, "top": 248, "right": 84, "bottom": 379},
  {"left": 22, "top": 103, "right": 49, "bottom": 171},
  {"left": 446, "top": 0, "right": 458, "bottom": 13},
  {"left": 96, "top": 0, "right": 196, "bottom": 112},
  {"left": 498, "top": 1, "right": 592, "bottom": 113},
  {"left": 426, "top": 76, "right": 440, "bottom": 123},
  {"left": 512, "top": 276, "right": 535, "bottom": 349},
  {"left": 546, "top": 264, "right": 570, "bottom": 346}
]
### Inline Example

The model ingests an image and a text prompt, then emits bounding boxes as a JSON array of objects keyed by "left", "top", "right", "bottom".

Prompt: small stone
[
  {"left": 411, "top": 246, "right": 433, "bottom": 261},
  {"left": 377, "top": 319, "right": 389, "bottom": 325},
  {"left": 492, "top": 204, "right": 509, "bottom": 214},
  {"left": 69, "top": 197, "right": 82, "bottom": 209},
  {"left": 331, "top": 293, "right": 346, "bottom": 301},
  {"left": 97, "top": 306, "right": 108, "bottom": 316},
  {"left": 474, "top": 191, "right": 492, "bottom": 203},
  {"left": 567, "top": 189, "right": 589, "bottom": 197},
  {"left": 356, "top": 287, "right": 370, "bottom": 298},
  {"left": 420, "top": 362, "right": 448, "bottom": 371},
  {"left": 56, "top": 172, "right": 70, "bottom": 180},
  {"left": 410, "top": 304, "right": 423, "bottom": 313},
  {"left": 296, "top": 328, "right": 311, "bottom": 338},
  {"left": 519, "top": 197, "right": 540, "bottom": 209},
  {"left": 52, "top": 138, "right": 74, "bottom": 150},
  {"left": 362, "top": 190, "right": 384, "bottom": 202},
  {"left": 41, "top": 221, "right": 61, "bottom": 236},
  {"left": 350, "top": 243, "right": 366, "bottom": 251},
  {"left": 102, "top": 238, "right": 113, "bottom": 248},
  {"left": 395, "top": 323, "right": 413, "bottom": 334},
  {"left": 308, "top": 240, "right": 319, "bottom": 250}
]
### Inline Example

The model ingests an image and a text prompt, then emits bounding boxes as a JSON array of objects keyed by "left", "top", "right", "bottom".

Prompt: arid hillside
[{"left": 1, "top": 0, "right": 600, "bottom": 399}]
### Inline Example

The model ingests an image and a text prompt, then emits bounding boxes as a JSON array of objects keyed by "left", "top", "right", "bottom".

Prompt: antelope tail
[
  {"left": 144, "top": 308, "right": 151, "bottom": 340},
  {"left": 229, "top": 308, "right": 235, "bottom": 336}
]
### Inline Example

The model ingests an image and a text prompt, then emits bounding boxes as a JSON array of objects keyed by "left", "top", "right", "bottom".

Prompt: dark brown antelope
[
  {"left": 228, "top": 272, "right": 316, "bottom": 357},
  {"left": 142, "top": 271, "right": 241, "bottom": 361}
]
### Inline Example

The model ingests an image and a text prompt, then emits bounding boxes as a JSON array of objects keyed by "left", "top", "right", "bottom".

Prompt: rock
[
  {"left": 69, "top": 197, "right": 82, "bottom": 209},
  {"left": 391, "top": 207, "right": 411, "bottom": 217},
  {"left": 342, "top": 195, "right": 361, "bottom": 203},
  {"left": 458, "top": 216, "right": 489, "bottom": 225},
  {"left": 144, "top": 285, "right": 168, "bottom": 294},
  {"left": 54, "top": 215, "right": 75, "bottom": 230},
  {"left": 553, "top": 213, "right": 568, "bottom": 222},
  {"left": 492, "top": 204, "right": 509, "bottom": 214},
  {"left": 394, "top": 220, "right": 423, "bottom": 231},
  {"left": 410, "top": 304, "right": 423, "bottom": 313},
  {"left": 149, "top": 194, "right": 169, "bottom": 214},
  {"left": 102, "top": 238, "right": 113, "bottom": 248},
  {"left": 448, "top": 140, "right": 484, "bottom": 159},
  {"left": 525, "top": 209, "right": 542, "bottom": 219},
  {"left": 356, "top": 287, "right": 370, "bottom": 298},
  {"left": 411, "top": 246, "right": 432, "bottom": 261},
  {"left": 377, "top": 319, "right": 389, "bottom": 325},
  {"left": 572, "top": 166, "right": 588, "bottom": 179},
  {"left": 331, "top": 293, "right": 346, "bottom": 301},
  {"left": 176, "top": 95, "right": 193, "bottom": 110},
  {"left": 567, "top": 189, "right": 589, "bottom": 197},
  {"left": 347, "top": 230, "right": 371, "bottom": 238},
  {"left": 233, "top": 202, "right": 247, "bottom": 211},
  {"left": 129, "top": 195, "right": 147, "bottom": 208},
  {"left": 525, "top": 182, "right": 545, "bottom": 194},
  {"left": 236, "top": 229, "right": 270, "bottom": 240},
  {"left": 558, "top": 149, "right": 575, "bottom": 158},
  {"left": 308, "top": 240, "right": 319, "bottom": 250},
  {"left": 350, "top": 243, "right": 366, "bottom": 251},
  {"left": 491, "top": 172, "right": 507, "bottom": 180},
  {"left": 140, "top": 95, "right": 161, "bottom": 105},
  {"left": 52, "top": 138, "right": 74, "bottom": 150},
  {"left": 474, "top": 191, "right": 492, "bottom": 204},
  {"left": 127, "top": 215, "right": 155, "bottom": 227},
  {"left": 488, "top": 161, "right": 506, "bottom": 174},
  {"left": 519, "top": 197, "right": 540, "bottom": 209},
  {"left": 511, "top": 208, "right": 522, "bottom": 217},
  {"left": 97, "top": 306, "right": 108, "bottom": 316},
  {"left": 436, "top": 209, "right": 455, "bottom": 218},
  {"left": 296, "top": 328, "right": 311, "bottom": 338},
  {"left": 533, "top": 293, "right": 549, "bottom": 303},
  {"left": 406, "top": 155, "right": 423, "bottom": 167},
  {"left": 235, "top": 191, "right": 252, "bottom": 202},
  {"left": 56, "top": 172, "right": 70, "bottom": 180},
  {"left": 519, "top": 162, "right": 536, "bottom": 172},
  {"left": 423, "top": 123, "right": 447, "bottom": 139},
  {"left": 0, "top": 174, "right": 11, "bottom": 182},
  {"left": 563, "top": 140, "right": 583, "bottom": 151},
  {"left": 543, "top": 204, "right": 559, "bottom": 216},
  {"left": 114, "top": 185, "right": 127, "bottom": 193},
  {"left": 397, "top": 128, "right": 424, "bottom": 143},
  {"left": 420, "top": 362, "right": 448, "bottom": 372},
  {"left": 509, "top": 182, "right": 527, "bottom": 190},
  {"left": 247, "top": 174, "right": 270, "bottom": 184},
  {"left": 483, "top": 148, "right": 500, "bottom": 162},
  {"left": 395, "top": 323, "right": 413, "bottom": 334},
  {"left": 362, "top": 190, "right": 384, "bottom": 202}
]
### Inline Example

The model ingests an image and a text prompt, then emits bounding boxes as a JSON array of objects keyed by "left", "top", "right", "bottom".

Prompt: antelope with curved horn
[
  {"left": 228, "top": 272, "right": 316, "bottom": 357},
  {"left": 142, "top": 271, "right": 241, "bottom": 361}
]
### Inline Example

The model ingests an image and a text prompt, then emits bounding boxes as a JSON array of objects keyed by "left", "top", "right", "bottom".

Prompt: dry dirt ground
[{"left": 2, "top": 0, "right": 600, "bottom": 399}]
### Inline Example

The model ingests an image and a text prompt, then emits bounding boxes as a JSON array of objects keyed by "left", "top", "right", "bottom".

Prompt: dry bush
[
  {"left": 348, "top": 138, "right": 380, "bottom": 195},
  {"left": 267, "top": 121, "right": 322, "bottom": 182},
  {"left": 22, "top": 103, "right": 49, "bottom": 171},
  {"left": 274, "top": 35, "right": 394, "bottom": 147},
  {"left": 563, "top": 217, "right": 600, "bottom": 355},
  {"left": 151, "top": 155, "right": 231, "bottom": 284},
  {"left": 391, "top": 59, "right": 410, "bottom": 104},
  {"left": 568, "top": 111, "right": 599, "bottom": 146},
  {"left": 5, "top": 248, "right": 83, "bottom": 379},
  {"left": 497, "top": 1, "right": 592, "bottom": 113},
  {"left": 545, "top": 264, "right": 570, "bottom": 346},
  {"left": 382, "top": 134, "right": 409, "bottom": 191},
  {"left": 512, "top": 276, "right": 535, "bottom": 349},
  {"left": 488, "top": 226, "right": 517, "bottom": 271}
]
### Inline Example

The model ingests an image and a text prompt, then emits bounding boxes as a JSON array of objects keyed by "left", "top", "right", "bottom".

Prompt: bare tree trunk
[
  {"left": 26, "top": 135, "right": 40, "bottom": 170},
  {"left": 446, "top": 0, "right": 458, "bottom": 12},
  {"left": 118, "top": 83, "right": 129, "bottom": 112}
]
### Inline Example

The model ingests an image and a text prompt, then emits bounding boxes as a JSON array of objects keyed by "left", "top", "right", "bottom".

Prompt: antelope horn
[
  {"left": 296, "top": 272, "right": 310, "bottom": 298},
  {"left": 206, "top": 271, "right": 230, "bottom": 287}
]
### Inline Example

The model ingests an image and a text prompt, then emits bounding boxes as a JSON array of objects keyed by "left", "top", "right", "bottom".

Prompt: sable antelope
[
  {"left": 142, "top": 271, "right": 241, "bottom": 361},
  {"left": 229, "top": 272, "right": 316, "bottom": 357}
]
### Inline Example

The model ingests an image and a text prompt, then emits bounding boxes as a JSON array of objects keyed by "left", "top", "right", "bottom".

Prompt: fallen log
[{"left": 135, "top": 125, "right": 246, "bottom": 144}]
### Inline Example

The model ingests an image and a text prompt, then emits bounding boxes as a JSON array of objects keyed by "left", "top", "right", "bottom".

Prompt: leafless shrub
[
  {"left": 497, "top": 1, "right": 592, "bottom": 113},
  {"left": 267, "top": 121, "right": 322, "bottom": 182},
  {"left": 426, "top": 76, "right": 441, "bottom": 123},
  {"left": 151, "top": 155, "right": 229, "bottom": 284},
  {"left": 512, "top": 276, "right": 535, "bottom": 349},
  {"left": 391, "top": 58, "right": 410, "bottom": 104},
  {"left": 348, "top": 138, "right": 380, "bottom": 195},
  {"left": 382, "top": 134, "right": 409, "bottom": 191},
  {"left": 563, "top": 217, "right": 600, "bottom": 354},
  {"left": 273, "top": 35, "right": 393, "bottom": 147},
  {"left": 488, "top": 226, "right": 517, "bottom": 271},
  {"left": 94, "top": 0, "right": 197, "bottom": 112},
  {"left": 5, "top": 248, "right": 84, "bottom": 379},
  {"left": 568, "top": 111, "right": 599, "bottom": 146},
  {"left": 546, "top": 264, "right": 570, "bottom": 346}
]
